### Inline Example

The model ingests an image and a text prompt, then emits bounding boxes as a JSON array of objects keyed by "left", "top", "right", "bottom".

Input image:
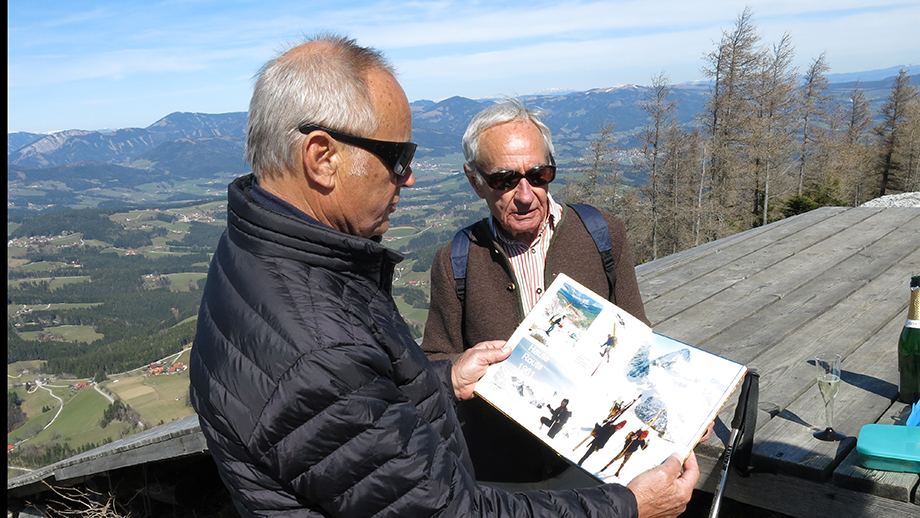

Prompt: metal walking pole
[
  {"left": 709, "top": 370, "right": 759, "bottom": 518},
  {"left": 708, "top": 427, "right": 740, "bottom": 518}
]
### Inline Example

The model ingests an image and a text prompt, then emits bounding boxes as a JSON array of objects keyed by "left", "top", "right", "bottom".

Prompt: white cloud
[{"left": 8, "top": 0, "right": 919, "bottom": 132}]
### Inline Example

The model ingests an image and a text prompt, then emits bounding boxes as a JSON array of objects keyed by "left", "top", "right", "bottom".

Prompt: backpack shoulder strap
[
  {"left": 567, "top": 203, "right": 617, "bottom": 299},
  {"left": 450, "top": 224, "right": 476, "bottom": 303},
  {"left": 450, "top": 206, "right": 618, "bottom": 303}
]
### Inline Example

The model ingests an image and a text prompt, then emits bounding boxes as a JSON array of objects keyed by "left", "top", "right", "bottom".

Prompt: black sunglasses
[
  {"left": 298, "top": 123, "right": 417, "bottom": 176},
  {"left": 472, "top": 159, "right": 557, "bottom": 191}
]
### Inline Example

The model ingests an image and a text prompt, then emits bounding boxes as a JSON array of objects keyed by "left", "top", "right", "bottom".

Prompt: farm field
[
  {"left": 162, "top": 272, "right": 208, "bottom": 291},
  {"left": 8, "top": 276, "right": 91, "bottom": 289},
  {"left": 7, "top": 348, "right": 196, "bottom": 476},
  {"left": 19, "top": 325, "right": 104, "bottom": 343},
  {"left": 101, "top": 349, "right": 194, "bottom": 425},
  {"left": 8, "top": 303, "right": 102, "bottom": 318}
]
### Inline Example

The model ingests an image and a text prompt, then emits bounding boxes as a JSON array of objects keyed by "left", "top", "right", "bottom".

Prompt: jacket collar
[{"left": 226, "top": 174, "right": 403, "bottom": 289}]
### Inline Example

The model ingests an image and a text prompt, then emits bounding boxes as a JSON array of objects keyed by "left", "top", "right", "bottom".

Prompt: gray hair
[
  {"left": 461, "top": 98, "right": 555, "bottom": 168},
  {"left": 245, "top": 34, "right": 395, "bottom": 179}
]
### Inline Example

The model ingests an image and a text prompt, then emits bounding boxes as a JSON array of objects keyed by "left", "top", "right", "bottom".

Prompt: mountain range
[{"left": 8, "top": 68, "right": 917, "bottom": 216}]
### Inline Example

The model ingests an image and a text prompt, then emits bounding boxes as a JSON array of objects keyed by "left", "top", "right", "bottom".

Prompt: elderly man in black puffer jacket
[{"left": 189, "top": 34, "right": 698, "bottom": 518}]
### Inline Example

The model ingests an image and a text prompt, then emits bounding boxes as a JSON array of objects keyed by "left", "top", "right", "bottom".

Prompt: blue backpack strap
[
  {"left": 450, "top": 224, "right": 475, "bottom": 302},
  {"left": 450, "top": 206, "right": 617, "bottom": 303},
  {"left": 567, "top": 204, "right": 617, "bottom": 300}
]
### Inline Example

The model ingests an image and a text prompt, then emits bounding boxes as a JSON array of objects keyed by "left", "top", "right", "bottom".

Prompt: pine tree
[
  {"left": 748, "top": 33, "right": 799, "bottom": 226},
  {"left": 700, "top": 6, "right": 765, "bottom": 235},
  {"left": 831, "top": 84, "right": 875, "bottom": 205},
  {"left": 637, "top": 72, "right": 682, "bottom": 260},
  {"left": 796, "top": 53, "right": 833, "bottom": 196},
  {"left": 559, "top": 122, "right": 620, "bottom": 210},
  {"left": 875, "top": 70, "right": 920, "bottom": 195}
]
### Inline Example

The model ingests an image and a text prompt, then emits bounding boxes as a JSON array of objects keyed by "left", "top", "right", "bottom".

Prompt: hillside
[
  {"left": 8, "top": 73, "right": 917, "bottom": 219},
  {"left": 6, "top": 200, "right": 229, "bottom": 470},
  {"left": 6, "top": 176, "right": 488, "bottom": 471}
]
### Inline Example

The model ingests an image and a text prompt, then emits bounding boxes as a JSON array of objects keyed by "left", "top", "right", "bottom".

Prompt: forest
[
  {"left": 8, "top": 208, "right": 216, "bottom": 379},
  {"left": 556, "top": 8, "right": 919, "bottom": 264}
]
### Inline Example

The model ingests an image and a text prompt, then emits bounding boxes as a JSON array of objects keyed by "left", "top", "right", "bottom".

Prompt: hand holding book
[
  {"left": 473, "top": 274, "right": 747, "bottom": 484},
  {"left": 450, "top": 340, "right": 511, "bottom": 400}
]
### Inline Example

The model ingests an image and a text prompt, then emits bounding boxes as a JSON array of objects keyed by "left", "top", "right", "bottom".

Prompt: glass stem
[{"left": 824, "top": 398, "right": 834, "bottom": 430}]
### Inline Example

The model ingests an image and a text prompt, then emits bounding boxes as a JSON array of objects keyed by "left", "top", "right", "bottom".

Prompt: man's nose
[
  {"left": 513, "top": 175, "right": 535, "bottom": 202},
  {"left": 398, "top": 168, "right": 416, "bottom": 187}
]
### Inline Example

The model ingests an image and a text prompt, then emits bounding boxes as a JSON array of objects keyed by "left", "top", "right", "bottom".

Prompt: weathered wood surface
[
  {"left": 694, "top": 453, "right": 920, "bottom": 518},
  {"left": 636, "top": 206, "right": 920, "bottom": 516},
  {"left": 834, "top": 402, "right": 919, "bottom": 503},
  {"left": 8, "top": 413, "right": 206, "bottom": 498},
  {"left": 751, "top": 310, "right": 901, "bottom": 481}
]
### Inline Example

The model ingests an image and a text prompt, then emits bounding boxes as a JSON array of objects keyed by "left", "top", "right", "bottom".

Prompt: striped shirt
[{"left": 488, "top": 195, "right": 565, "bottom": 314}]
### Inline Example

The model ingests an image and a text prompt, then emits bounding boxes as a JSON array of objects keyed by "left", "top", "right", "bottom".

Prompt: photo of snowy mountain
[{"left": 475, "top": 274, "right": 748, "bottom": 484}]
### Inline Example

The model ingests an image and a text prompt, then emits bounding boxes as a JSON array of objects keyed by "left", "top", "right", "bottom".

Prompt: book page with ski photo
[{"left": 474, "top": 273, "right": 748, "bottom": 484}]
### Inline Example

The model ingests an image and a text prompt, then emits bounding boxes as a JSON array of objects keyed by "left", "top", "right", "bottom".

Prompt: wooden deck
[
  {"left": 7, "top": 413, "right": 206, "bottom": 499},
  {"left": 9, "top": 206, "right": 919, "bottom": 516},
  {"left": 635, "top": 206, "right": 920, "bottom": 517}
]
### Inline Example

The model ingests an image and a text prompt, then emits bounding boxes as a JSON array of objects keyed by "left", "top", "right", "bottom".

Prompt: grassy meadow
[{"left": 7, "top": 347, "right": 196, "bottom": 477}]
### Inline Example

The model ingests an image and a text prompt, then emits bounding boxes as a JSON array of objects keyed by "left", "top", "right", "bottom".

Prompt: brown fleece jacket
[
  {"left": 421, "top": 205, "right": 649, "bottom": 483},
  {"left": 423, "top": 206, "right": 649, "bottom": 360}
]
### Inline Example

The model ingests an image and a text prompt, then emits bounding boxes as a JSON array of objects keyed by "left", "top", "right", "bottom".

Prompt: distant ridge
[
  {"left": 8, "top": 67, "right": 919, "bottom": 217},
  {"left": 824, "top": 64, "right": 918, "bottom": 84}
]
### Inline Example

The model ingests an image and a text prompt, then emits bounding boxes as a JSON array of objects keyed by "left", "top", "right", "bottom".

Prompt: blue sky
[{"left": 8, "top": 1, "right": 920, "bottom": 134}]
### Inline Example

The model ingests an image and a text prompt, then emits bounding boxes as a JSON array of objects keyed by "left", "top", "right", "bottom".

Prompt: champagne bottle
[{"left": 898, "top": 276, "right": 920, "bottom": 403}]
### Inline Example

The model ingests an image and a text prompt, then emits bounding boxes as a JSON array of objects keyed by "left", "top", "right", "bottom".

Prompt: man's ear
[
  {"left": 301, "top": 132, "right": 338, "bottom": 190},
  {"left": 464, "top": 163, "right": 487, "bottom": 200}
]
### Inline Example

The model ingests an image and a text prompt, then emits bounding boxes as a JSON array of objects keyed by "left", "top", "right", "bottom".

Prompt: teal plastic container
[{"left": 856, "top": 424, "right": 920, "bottom": 473}]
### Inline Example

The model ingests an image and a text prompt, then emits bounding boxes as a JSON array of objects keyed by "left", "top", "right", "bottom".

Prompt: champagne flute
[{"left": 813, "top": 352, "right": 845, "bottom": 441}]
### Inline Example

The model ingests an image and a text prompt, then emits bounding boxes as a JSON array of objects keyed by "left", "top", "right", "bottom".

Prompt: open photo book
[{"left": 474, "top": 273, "right": 748, "bottom": 484}]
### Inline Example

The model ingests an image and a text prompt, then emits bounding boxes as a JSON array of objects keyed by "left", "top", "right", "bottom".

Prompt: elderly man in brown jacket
[{"left": 422, "top": 99, "right": 650, "bottom": 489}]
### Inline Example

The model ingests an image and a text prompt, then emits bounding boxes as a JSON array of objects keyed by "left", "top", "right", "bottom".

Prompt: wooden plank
[
  {"left": 749, "top": 310, "right": 904, "bottom": 481},
  {"left": 647, "top": 210, "right": 920, "bottom": 346},
  {"left": 647, "top": 208, "right": 920, "bottom": 512},
  {"left": 833, "top": 402, "right": 920, "bottom": 503},
  {"left": 694, "top": 452, "right": 920, "bottom": 518},
  {"left": 7, "top": 414, "right": 207, "bottom": 498},
  {"left": 640, "top": 207, "right": 869, "bottom": 312},
  {"left": 734, "top": 239, "right": 918, "bottom": 417},
  {"left": 708, "top": 262, "right": 915, "bottom": 447},
  {"left": 699, "top": 209, "right": 917, "bottom": 397},
  {"left": 695, "top": 208, "right": 920, "bottom": 362},
  {"left": 695, "top": 213, "right": 919, "bottom": 469},
  {"left": 636, "top": 207, "right": 849, "bottom": 285},
  {"left": 53, "top": 429, "right": 209, "bottom": 481}
]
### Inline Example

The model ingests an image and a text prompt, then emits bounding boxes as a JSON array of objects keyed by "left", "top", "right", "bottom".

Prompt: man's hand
[
  {"left": 450, "top": 341, "right": 510, "bottom": 400},
  {"left": 627, "top": 452, "right": 699, "bottom": 518}
]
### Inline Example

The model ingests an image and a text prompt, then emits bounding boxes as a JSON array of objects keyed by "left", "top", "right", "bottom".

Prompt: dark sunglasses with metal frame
[
  {"left": 298, "top": 123, "right": 417, "bottom": 177},
  {"left": 472, "top": 156, "right": 557, "bottom": 191}
]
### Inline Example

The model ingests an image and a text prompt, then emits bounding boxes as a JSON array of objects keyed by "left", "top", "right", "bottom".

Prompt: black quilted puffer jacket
[{"left": 189, "top": 175, "right": 638, "bottom": 518}]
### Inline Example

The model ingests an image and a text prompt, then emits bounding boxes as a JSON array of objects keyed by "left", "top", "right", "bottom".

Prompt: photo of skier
[
  {"left": 539, "top": 398, "right": 572, "bottom": 439},
  {"left": 600, "top": 409, "right": 664, "bottom": 477},
  {"left": 592, "top": 323, "right": 618, "bottom": 375},
  {"left": 545, "top": 313, "right": 565, "bottom": 335},
  {"left": 573, "top": 396, "right": 637, "bottom": 463},
  {"left": 577, "top": 419, "right": 626, "bottom": 465},
  {"left": 601, "top": 427, "right": 651, "bottom": 477}
]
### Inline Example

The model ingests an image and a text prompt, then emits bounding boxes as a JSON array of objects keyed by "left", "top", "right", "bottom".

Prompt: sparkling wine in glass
[{"left": 813, "top": 352, "right": 845, "bottom": 441}]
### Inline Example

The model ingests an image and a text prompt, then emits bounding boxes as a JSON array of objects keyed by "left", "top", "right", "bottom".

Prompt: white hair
[
  {"left": 461, "top": 98, "right": 554, "bottom": 187},
  {"left": 245, "top": 34, "right": 395, "bottom": 179}
]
